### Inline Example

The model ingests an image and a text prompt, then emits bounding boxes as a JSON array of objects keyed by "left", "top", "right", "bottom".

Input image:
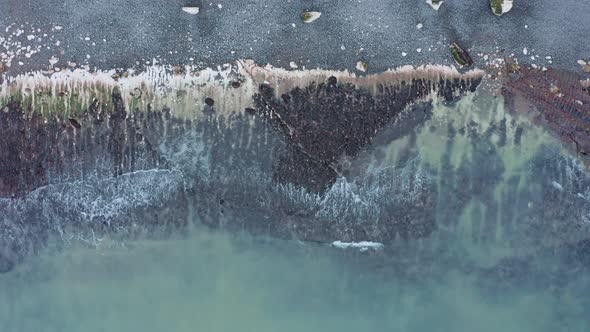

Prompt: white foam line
[{"left": 0, "top": 60, "right": 484, "bottom": 119}]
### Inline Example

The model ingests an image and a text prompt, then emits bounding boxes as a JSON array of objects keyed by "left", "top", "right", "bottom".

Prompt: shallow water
[
  {"left": 0, "top": 228, "right": 588, "bottom": 332},
  {"left": 1, "top": 91, "right": 590, "bottom": 331}
]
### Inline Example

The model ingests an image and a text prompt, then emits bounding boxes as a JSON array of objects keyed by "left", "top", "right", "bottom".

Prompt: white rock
[
  {"left": 289, "top": 61, "right": 298, "bottom": 69},
  {"left": 491, "top": 0, "right": 513, "bottom": 16},
  {"left": 577, "top": 59, "right": 588, "bottom": 66},
  {"left": 356, "top": 61, "right": 368, "bottom": 72},
  {"left": 182, "top": 6, "right": 200, "bottom": 14},
  {"left": 426, "top": 0, "right": 443, "bottom": 10},
  {"left": 523, "top": 47, "right": 528, "bottom": 55},
  {"left": 302, "top": 11, "right": 322, "bottom": 23},
  {"left": 416, "top": 23, "right": 423, "bottom": 29}
]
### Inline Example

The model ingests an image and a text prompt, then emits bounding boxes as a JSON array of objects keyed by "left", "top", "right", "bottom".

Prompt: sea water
[{"left": 0, "top": 93, "right": 589, "bottom": 332}]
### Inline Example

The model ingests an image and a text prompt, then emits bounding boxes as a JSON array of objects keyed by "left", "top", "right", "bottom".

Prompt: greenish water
[
  {"left": 1, "top": 94, "right": 589, "bottom": 331},
  {"left": 0, "top": 229, "right": 588, "bottom": 332}
]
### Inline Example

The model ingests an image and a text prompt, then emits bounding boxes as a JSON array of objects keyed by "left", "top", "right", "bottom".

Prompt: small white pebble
[
  {"left": 578, "top": 59, "right": 588, "bottom": 66},
  {"left": 523, "top": 47, "right": 528, "bottom": 55},
  {"left": 217, "top": 4, "right": 222, "bottom": 9},
  {"left": 401, "top": 52, "right": 407, "bottom": 57},
  {"left": 416, "top": 48, "right": 422, "bottom": 53},
  {"left": 182, "top": 6, "right": 200, "bottom": 14},
  {"left": 531, "top": 64, "right": 538, "bottom": 69},
  {"left": 291, "top": 23, "right": 296, "bottom": 28},
  {"left": 340, "top": 45, "right": 346, "bottom": 50},
  {"left": 289, "top": 61, "right": 298, "bottom": 69},
  {"left": 416, "top": 23, "right": 423, "bottom": 30}
]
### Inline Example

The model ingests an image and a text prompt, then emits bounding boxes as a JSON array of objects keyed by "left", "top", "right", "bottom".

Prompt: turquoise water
[{"left": 0, "top": 228, "right": 588, "bottom": 332}]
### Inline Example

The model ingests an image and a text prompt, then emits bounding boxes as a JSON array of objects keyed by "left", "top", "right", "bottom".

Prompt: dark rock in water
[
  {"left": 0, "top": 67, "right": 484, "bottom": 262},
  {"left": 327, "top": 76, "right": 338, "bottom": 86},
  {"left": 68, "top": 118, "right": 82, "bottom": 129},
  {"left": 253, "top": 76, "right": 481, "bottom": 193},
  {"left": 204, "top": 97, "right": 215, "bottom": 106},
  {"left": 504, "top": 66, "right": 590, "bottom": 166}
]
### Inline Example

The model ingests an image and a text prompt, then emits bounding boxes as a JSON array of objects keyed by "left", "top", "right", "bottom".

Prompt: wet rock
[
  {"left": 301, "top": 11, "right": 322, "bottom": 23},
  {"left": 450, "top": 42, "right": 474, "bottom": 67},
  {"left": 327, "top": 76, "right": 338, "bottom": 86},
  {"left": 68, "top": 118, "right": 81, "bottom": 129},
  {"left": 503, "top": 67, "right": 590, "bottom": 166},
  {"left": 490, "top": 0, "right": 514, "bottom": 16},
  {"left": 253, "top": 75, "right": 481, "bottom": 194}
]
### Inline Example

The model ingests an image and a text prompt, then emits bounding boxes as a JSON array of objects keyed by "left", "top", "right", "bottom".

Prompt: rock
[
  {"left": 426, "top": 0, "right": 443, "bottom": 11},
  {"left": 68, "top": 118, "right": 81, "bottom": 129},
  {"left": 450, "top": 42, "right": 474, "bottom": 67},
  {"left": 490, "top": 0, "right": 514, "bottom": 16},
  {"left": 301, "top": 11, "right": 321, "bottom": 23},
  {"left": 356, "top": 61, "right": 368, "bottom": 72},
  {"left": 327, "top": 76, "right": 337, "bottom": 86},
  {"left": 182, "top": 6, "right": 200, "bottom": 15}
]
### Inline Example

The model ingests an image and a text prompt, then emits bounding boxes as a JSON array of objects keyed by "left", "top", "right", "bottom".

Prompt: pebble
[{"left": 182, "top": 6, "right": 200, "bottom": 14}]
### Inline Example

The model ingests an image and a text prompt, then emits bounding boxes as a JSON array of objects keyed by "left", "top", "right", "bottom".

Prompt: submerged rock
[{"left": 503, "top": 66, "right": 590, "bottom": 166}]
